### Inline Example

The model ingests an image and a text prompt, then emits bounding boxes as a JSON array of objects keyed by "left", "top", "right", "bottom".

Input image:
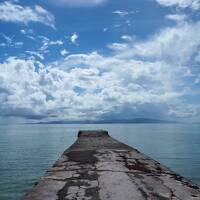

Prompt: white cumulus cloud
[
  {"left": 0, "top": 1, "right": 55, "bottom": 28},
  {"left": 70, "top": 32, "right": 79, "bottom": 45},
  {"left": 121, "top": 35, "right": 133, "bottom": 42},
  {"left": 107, "top": 43, "right": 128, "bottom": 51},
  {"left": 39, "top": 38, "right": 63, "bottom": 52},
  {"left": 165, "top": 14, "right": 187, "bottom": 22},
  {"left": 60, "top": 49, "right": 69, "bottom": 56},
  {"left": 156, "top": 0, "right": 200, "bottom": 10}
]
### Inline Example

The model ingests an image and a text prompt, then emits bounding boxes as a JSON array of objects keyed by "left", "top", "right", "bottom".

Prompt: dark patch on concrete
[
  {"left": 85, "top": 187, "right": 100, "bottom": 200},
  {"left": 56, "top": 168, "right": 99, "bottom": 200},
  {"left": 57, "top": 180, "right": 90, "bottom": 200},
  {"left": 120, "top": 155, "right": 153, "bottom": 173},
  {"left": 156, "top": 166, "right": 162, "bottom": 171},
  {"left": 173, "top": 174, "right": 200, "bottom": 190},
  {"left": 173, "top": 174, "right": 183, "bottom": 182},
  {"left": 34, "top": 181, "right": 39, "bottom": 186},
  {"left": 79, "top": 170, "right": 98, "bottom": 181},
  {"left": 57, "top": 147, "right": 100, "bottom": 199},
  {"left": 134, "top": 174, "right": 144, "bottom": 179},
  {"left": 137, "top": 187, "right": 149, "bottom": 198},
  {"left": 56, "top": 164, "right": 99, "bottom": 199},
  {"left": 185, "top": 183, "right": 199, "bottom": 190},
  {"left": 152, "top": 193, "right": 170, "bottom": 200},
  {"left": 66, "top": 150, "right": 98, "bottom": 164}
]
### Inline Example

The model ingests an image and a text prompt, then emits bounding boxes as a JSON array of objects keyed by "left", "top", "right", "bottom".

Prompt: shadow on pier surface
[{"left": 23, "top": 130, "right": 200, "bottom": 200}]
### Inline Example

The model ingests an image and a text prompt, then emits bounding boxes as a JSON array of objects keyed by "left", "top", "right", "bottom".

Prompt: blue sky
[{"left": 0, "top": 0, "right": 200, "bottom": 123}]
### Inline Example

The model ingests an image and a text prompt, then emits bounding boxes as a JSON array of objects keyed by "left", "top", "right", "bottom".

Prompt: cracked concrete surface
[{"left": 22, "top": 130, "right": 200, "bottom": 200}]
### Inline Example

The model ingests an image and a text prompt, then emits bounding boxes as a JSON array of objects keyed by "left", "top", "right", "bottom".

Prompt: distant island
[{"left": 36, "top": 118, "right": 177, "bottom": 124}]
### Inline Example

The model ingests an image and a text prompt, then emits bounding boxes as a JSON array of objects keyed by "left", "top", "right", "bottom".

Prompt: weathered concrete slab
[{"left": 22, "top": 130, "right": 200, "bottom": 200}]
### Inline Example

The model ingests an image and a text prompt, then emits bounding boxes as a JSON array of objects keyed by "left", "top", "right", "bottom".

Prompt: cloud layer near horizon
[{"left": 0, "top": 20, "right": 200, "bottom": 122}]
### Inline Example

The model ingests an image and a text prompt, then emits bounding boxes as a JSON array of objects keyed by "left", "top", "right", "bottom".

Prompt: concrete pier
[{"left": 23, "top": 130, "right": 200, "bottom": 200}]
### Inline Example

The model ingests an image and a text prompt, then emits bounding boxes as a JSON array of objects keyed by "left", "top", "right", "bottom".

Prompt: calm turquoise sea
[{"left": 0, "top": 123, "right": 200, "bottom": 200}]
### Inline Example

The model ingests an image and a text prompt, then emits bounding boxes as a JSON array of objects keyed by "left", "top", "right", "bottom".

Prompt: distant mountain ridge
[{"left": 36, "top": 118, "right": 177, "bottom": 124}]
